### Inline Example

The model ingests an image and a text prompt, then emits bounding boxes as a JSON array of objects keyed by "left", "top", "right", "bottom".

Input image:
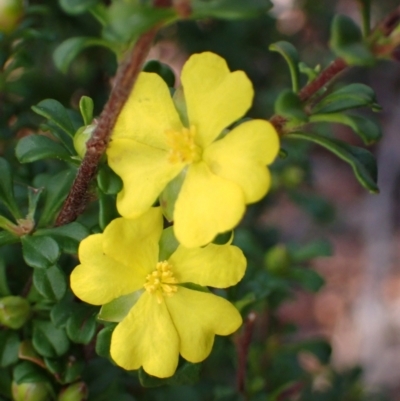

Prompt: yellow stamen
[
  {"left": 165, "top": 125, "right": 201, "bottom": 164},
  {"left": 144, "top": 261, "right": 178, "bottom": 303}
]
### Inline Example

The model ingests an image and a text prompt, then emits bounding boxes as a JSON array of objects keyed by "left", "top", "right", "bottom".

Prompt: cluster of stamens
[
  {"left": 143, "top": 261, "right": 178, "bottom": 304},
  {"left": 165, "top": 125, "right": 201, "bottom": 164}
]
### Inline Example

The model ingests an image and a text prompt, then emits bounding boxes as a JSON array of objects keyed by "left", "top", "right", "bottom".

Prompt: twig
[
  {"left": 55, "top": 27, "right": 159, "bottom": 226},
  {"left": 297, "top": 58, "right": 347, "bottom": 102},
  {"left": 270, "top": 5, "right": 400, "bottom": 134},
  {"left": 236, "top": 312, "right": 257, "bottom": 398},
  {"left": 269, "top": 57, "right": 348, "bottom": 133}
]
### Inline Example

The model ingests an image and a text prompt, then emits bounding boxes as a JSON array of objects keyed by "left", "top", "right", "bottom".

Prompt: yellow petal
[
  {"left": 112, "top": 72, "right": 183, "bottom": 149},
  {"left": 173, "top": 161, "right": 245, "bottom": 248},
  {"left": 107, "top": 138, "right": 183, "bottom": 218},
  {"left": 166, "top": 287, "right": 242, "bottom": 363},
  {"left": 181, "top": 52, "right": 253, "bottom": 148},
  {"left": 71, "top": 234, "right": 144, "bottom": 305},
  {"left": 204, "top": 119, "right": 280, "bottom": 203},
  {"left": 110, "top": 292, "right": 179, "bottom": 378},
  {"left": 102, "top": 208, "right": 163, "bottom": 277},
  {"left": 169, "top": 243, "right": 246, "bottom": 288}
]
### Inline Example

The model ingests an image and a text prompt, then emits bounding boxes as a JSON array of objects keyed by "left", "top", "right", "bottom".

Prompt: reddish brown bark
[{"left": 55, "top": 28, "right": 158, "bottom": 226}]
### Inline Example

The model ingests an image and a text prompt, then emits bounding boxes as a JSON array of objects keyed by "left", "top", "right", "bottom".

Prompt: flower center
[
  {"left": 165, "top": 125, "right": 201, "bottom": 164},
  {"left": 143, "top": 261, "right": 178, "bottom": 304}
]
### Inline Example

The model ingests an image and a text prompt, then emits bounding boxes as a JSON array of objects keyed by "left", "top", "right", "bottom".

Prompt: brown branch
[
  {"left": 270, "top": 57, "right": 348, "bottom": 133},
  {"left": 297, "top": 58, "right": 347, "bottom": 102},
  {"left": 270, "top": 5, "right": 400, "bottom": 134},
  {"left": 376, "top": 5, "right": 400, "bottom": 37},
  {"left": 236, "top": 312, "right": 257, "bottom": 399},
  {"left": 55, "top": 28, "right": 159, "bottom": 226}
]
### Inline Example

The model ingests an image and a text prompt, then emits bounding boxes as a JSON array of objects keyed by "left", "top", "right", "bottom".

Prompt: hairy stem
[{"left": 55, "top": 28, "right": 158, "bottom": 226}]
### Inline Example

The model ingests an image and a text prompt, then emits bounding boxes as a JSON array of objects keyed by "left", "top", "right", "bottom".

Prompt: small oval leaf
[
  {"left": 285, "top": 132, "right": 379, "bottom": 193},
  {"left": 32, "top": 320, "right": 69, "bottom": 358},
  {"left": 59, "top": 0, "right": 99, "bottom": 15},
  {"left": 53, "top": 37, "right": 113, "bottom": 74},
  {"left": 21, "top": 236, "right": 60, "bottom": 269},
  {"left": 16, "top": 135, "right": 71, "bottom": 163},
  {"left": 269, "top": 41, "right": 300, "bottom": 92},
  {"left": 309, "top": 112, "right": 382, "bottom": 145},
  {"left": 0, "top": 158, "right": 21, "bottom": 219},
  {"left": 32, "top": 99, "right": 75, "bottom": 137},
  {"left": 33, "top": 265, "right": 67, "bottom": 301},
  {"left": 330, "top": 15, "right": 374, "bottom": 66}
]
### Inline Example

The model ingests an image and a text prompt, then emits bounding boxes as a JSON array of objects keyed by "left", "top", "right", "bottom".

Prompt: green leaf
[
  {"left": 192, "top": 0, "right": 273, "bottom": 19},
  {"left": 44, "top": 356, "right": 84, "bottom": 385},
  {"left": 41, "top": 120, "right": 75, "bottom": 154},
  {"left": 0, "top": 158, "right": 21, "bottom": 219},
  {"left": 290, "top": 240, "right": 332, "bottom": 262},
  {"left": 138, "top": 362, "right": 202, "bottom": 387},
  {"left": 330, "top": 15, "right": 374, "bottom": 66},
  {"left": 95, "top": 325, "right": 115, "bottom": 359},
  {"left": 143, "top": 60, "right": 175, "bottom": 87},
  {"left": 33, "top": 265, "right": 67, "bottom": 301},
  {"left": 32, "top": 99, "right": 76, "bottom": 137},
  {"left": 59, "top": 0, "right": 99, "bottom": 15},
  {"left": 290, "top": 268, "right": 325, "bottom": 292},
  {"left": 63, "top": 360, "right": 85, "bottom": 385},
  {"left": 15, "top": 135, "right": 72, "bottom": 163},
  {"left": 79, "top": 96, "right": 94, "bottom": 126},
  {"left": 32, "top": 320, "right": 69, "bottom": 358},
  {"left": 98, "top": 192, "right": 119, "bottom": 231},
  {"left": 309, "top": 112, "right": 381, "bottom": 145},
  {"left": 0, "top": 331, "right": 19, "bottom": 367},
  {"left": 97, "top": 165, "right": 122, "bottom": 195},
  {"left": 312, "top": 83, "right": 381, "bottom": 114},
  {"left": 21, "top": 236, "right": 60, "bottom": 269},
  {"left": 35, "top": 222, "right": 89, "bottom": 254},
  {"left": 18, "top": 340, "right": 45, "bottom": 367},
  {"left": 36, "top": 169, "right": 76, "bottom": 227},
  {"left": 13, "top": 361, "right": 48, "bottom": 384},
  {"left": 0, "top": 231, "right": 19, "bottom": 247},
  {"left": 50, "top": 294, "right": 75, "bottom": 328},
  {"left": 98, "top": 291, "right": 142, "bottom": 323},
  {"left": 274, "top": 90, "right": 308, "bottom": 123},
  {"left": 285, "top": 132, "right": 379, "bottom": 193},
  {"left": 0, "top": 258, "right": 11, "bottom": 296},
  {"left": 53, "top": 37, "right": 115, "bottom": 74},
  {"left": 359, "top": 0, "right": 371, "bottom": 36},
  {"left": 66, "top": 304, "right": 97, "bottom": 344},
  {"left": 299, "top": 62, "right": 320, "bottom": 83},
  {"left": 0, "top": 369, "right": 11, "bottom": 398},
  {"left": 26, "top": 187, "right": 43, "bottom": 222},
  {"left": 158, "top": 227, "right": 179, "bottom": 261},
  {"left": 104, "top": 4, "right": 177, "bottom": 44},
  {"left": 269, "top": 41, "right": 300, "bottom": 92},
  {"left": 290, "top": 191, "right": 334, "bottom": 222}
]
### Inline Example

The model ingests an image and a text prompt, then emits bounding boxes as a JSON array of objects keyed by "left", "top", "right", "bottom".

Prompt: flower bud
[
  {"left": 281, "top": 166, "right": 304, "bottom": 188},
  {"left": 0, "top": 0, "right": 24, "bottom": 34},
  {"left": 58, "top": 382, "right": 88, "bottom": 401},
  {"left": 0, "top": 296, "right": 30, "bottom": 329},
  {"left": 264, "top": 245, "right": 291, "bottom": 275},
  {"left": 73, "top": 123, "right": 96, "bottom": 159},
  {"left": 11, "top": 381, "right": 51, "bottom": 401}
]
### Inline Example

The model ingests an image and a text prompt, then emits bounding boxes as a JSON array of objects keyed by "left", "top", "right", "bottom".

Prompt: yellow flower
[
  {"left": 107, "top": 51, "right": 279, "bottom": 248},
  {"left": 70, "top": 208, "right": 246, "bottom": 378}
]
